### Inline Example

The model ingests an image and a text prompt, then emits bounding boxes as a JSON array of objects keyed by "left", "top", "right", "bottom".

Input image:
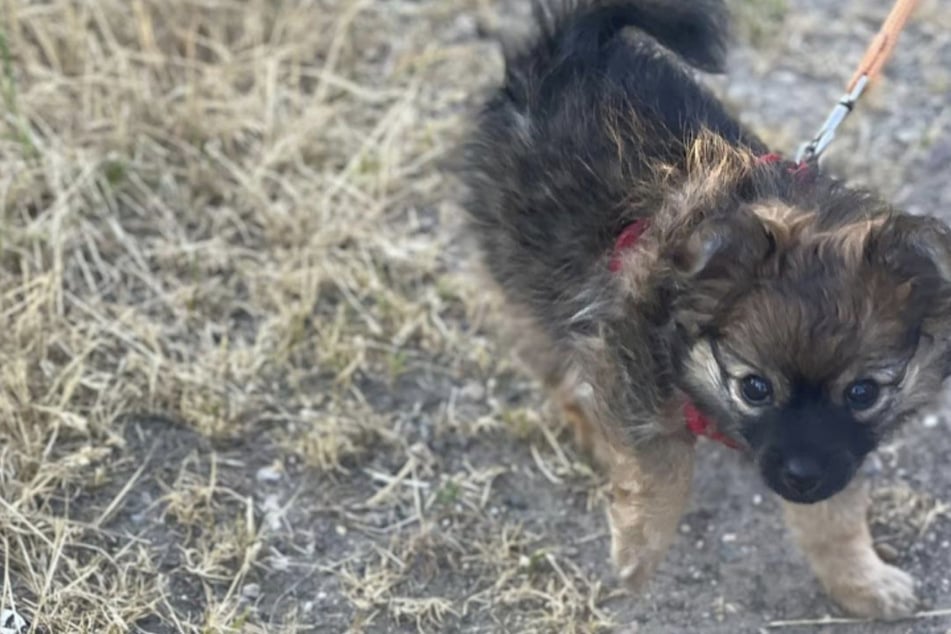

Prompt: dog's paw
[
  {"left": 828, "top": 561, "right": 918, "bottom": 620},
  {"left": 614, "top": 552, "right": 660, "bottom": 593},
  {"left": 610, "top": 537, "right": 665, "bottom": 593}
]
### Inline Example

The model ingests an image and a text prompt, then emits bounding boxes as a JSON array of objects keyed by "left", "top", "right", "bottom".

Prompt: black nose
[{"left": 780, "top": 456, "right": 822, "bottom": 495}]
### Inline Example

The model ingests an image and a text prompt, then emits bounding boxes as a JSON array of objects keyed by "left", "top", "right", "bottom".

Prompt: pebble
[
  {"left": 895, "top": 125, "right": 924, "bottom": 145},
  {"left": 752, "top": 494, "right": 763, "bottom": 506},
  {"left": 721, "top": 533, "right": 737, "bottom": 543},
  {"left": 0, "top": 609, "right": 27, "bottom": 634},
  {"left": 335, "top": 525, "right": 347, "bottom": 536},
  {"left": 268, "top": 552, "right": 290, "bottom": 572},
  {"left": 461, "top": 381, "right": 486, "bottom": 401},
  {"left": 263, "top": 494, "right": 283, "bottom": 531},
  {"left": 242, "top": 583, "right": 261, "bottom": 600},
  {"left": 450, "top": 14, "right": 478, "bottom": 39},
  {"left": 256, "top": 464, "right": 283, "bottom": 483},
  {"left": 862, "top": 454, "right": 883, "bottom": 477}
]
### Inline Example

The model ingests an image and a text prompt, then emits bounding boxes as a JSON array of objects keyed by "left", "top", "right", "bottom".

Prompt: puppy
[{"left": 459, "top": 0, "right": 951, "bottom": 619}]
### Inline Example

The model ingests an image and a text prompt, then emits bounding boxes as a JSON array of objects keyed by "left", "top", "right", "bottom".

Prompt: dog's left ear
[
  {"left": 672, "top": 211, "right": 773, "bottom": 278},
  {"left": 869, "top": 214, "right": 951, "bottom": 284},
  {"left": 668, "top": 211, "right": 773, "bottom": 335}
]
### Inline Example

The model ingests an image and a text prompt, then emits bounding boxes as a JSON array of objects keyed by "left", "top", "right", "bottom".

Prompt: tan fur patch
[{"left": 782, "top": 480, "right": 918, "bottom": 618}]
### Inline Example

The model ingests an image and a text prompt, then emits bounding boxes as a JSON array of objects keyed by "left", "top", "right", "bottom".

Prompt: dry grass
[
  {"left": 1, "top": 0, "right": 617, "bottom": 630},
  {"left": 2, "top": 0, "right": 950, "bottom": 632},
  {"left": 0, "top": 0, "right": 507, "bottom": 630}
]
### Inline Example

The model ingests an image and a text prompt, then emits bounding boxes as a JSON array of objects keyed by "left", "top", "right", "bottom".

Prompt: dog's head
[{"left": 667, "top": 159, "right": 951, "bottom": 504}]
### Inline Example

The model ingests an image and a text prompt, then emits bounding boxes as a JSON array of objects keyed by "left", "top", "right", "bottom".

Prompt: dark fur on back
[
  {"left": 463, "top": 0, "right": 759, "bottom": 338},
  {"left": 460, "top": 0, "right": 951, "bottom": 501}
]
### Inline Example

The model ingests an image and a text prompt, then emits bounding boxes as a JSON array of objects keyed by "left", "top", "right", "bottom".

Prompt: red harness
[{"left": 609, "top": 153, "right": 810, "bottom": 449}]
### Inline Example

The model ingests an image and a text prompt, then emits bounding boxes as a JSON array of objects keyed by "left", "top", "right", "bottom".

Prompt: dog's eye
[
  {"left": 740, "top": 375, "right": 772, "bottom": 405},
  {"left": 845, "top": 380, "right": 880, "bottom": 410}
]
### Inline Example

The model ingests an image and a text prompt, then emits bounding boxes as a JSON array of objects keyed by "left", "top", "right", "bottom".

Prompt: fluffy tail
[{"left": 508, "top": 0, "right": 731, "bottom": 78}]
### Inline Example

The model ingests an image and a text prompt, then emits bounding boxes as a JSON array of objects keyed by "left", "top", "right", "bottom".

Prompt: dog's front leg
[
  {"left": 782, "top": 478, "right": 918, "bottom": 619},
  {"left": 606, "top": 433, "right": 695, "bottom": 591}
]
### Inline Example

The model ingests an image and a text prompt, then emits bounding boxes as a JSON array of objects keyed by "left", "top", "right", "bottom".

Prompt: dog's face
[{"left": 672, "top": 197, "right": 951, "bottom": 504}]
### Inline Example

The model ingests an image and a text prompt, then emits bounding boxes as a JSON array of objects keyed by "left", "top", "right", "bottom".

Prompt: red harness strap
[
  {"left": 609, "top": 153, "right": 809, "bottom": 449},
  {"left": 608, "top": 219, "right": 650, "bottom": 272},
  {"left": 684, "top": 402, "right": 741, "bottom": 449}
]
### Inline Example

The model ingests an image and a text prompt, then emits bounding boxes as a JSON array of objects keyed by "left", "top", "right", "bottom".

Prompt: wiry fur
[{"left": 459, "top": 0, "right": 951, "bottom": 619}]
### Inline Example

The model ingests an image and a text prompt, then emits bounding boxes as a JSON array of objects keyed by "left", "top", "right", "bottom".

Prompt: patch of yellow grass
[{"left": 0, "top": 0, "right": 502, "bottom": 629}]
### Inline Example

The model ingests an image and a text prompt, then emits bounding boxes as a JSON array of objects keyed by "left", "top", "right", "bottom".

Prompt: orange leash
[
  {"left": 846, "top": 0, "right": 920, "bottom": 93},
  {"left": 797, "top": 0, "right": 921, "bottom": 164}
]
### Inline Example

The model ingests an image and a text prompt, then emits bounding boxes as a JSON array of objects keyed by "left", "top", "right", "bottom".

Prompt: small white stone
[
  {"left": 263, "top": 494, "right": 283, "bottom": 531},
  {"left": 242, "top": 583, "right": 260, "bottom": 599},
  {"left": 268, "top": 552, "right": 291, "bottom": 572},
  {"left": 335, "top": 525, "right": 347, "bottom": 536},
  {"left": 922, "top": 414, "right": 940, "bottom": 428},
  {"left": 695, "top": 539, "right": 705, "bottom": 549},
  {"left": 461, "top": 381, "right": 486, "bottom": 401},
  {"left": 721, "top": 533, "right": 737, "bottom": 543},
  {"left": 256, "top": 464, "right": 283, "bottom": 483},
  {"left": 752, "top": 494, "right": 763, "bottom": 506},
  {"left": 0, "top": 609, "right": 26, "bottom": 634},
  {"left": 680, "top": 523, "right": 691, "bottom": 534}
]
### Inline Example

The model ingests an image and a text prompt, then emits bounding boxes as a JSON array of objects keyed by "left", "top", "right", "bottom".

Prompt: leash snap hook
[{"left": 795, "top": 74, "right": 869, "bottom": 165}]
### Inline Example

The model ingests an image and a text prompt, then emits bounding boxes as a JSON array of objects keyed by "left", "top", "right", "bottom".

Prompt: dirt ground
[{"left": 1, "top": 0, "right": 950, "bottom": 632}]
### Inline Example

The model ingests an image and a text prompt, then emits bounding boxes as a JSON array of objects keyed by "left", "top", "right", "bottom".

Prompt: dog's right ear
[
  {"left": 672, "top": 211, "right": 774, "bottom": 278},
  {"left": 870, "top": 214, "right": 951, "bottom": 285}
]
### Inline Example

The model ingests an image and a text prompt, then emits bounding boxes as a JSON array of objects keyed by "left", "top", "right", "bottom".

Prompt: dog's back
[{"left": 461, "top": 0, "right": 763, "bottom": 339}]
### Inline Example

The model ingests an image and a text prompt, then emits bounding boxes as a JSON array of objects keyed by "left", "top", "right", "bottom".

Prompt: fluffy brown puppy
[{"left": 459, "top": 0, "right": 951, "bottom": 619}]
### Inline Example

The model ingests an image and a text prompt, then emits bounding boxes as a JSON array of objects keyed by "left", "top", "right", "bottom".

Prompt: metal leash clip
[
  {"left": 792, "top": 0, "right": 919, "bottom": 165},
  {"left": 795, "top": 74, "right": 869, "bottom": 165}
]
